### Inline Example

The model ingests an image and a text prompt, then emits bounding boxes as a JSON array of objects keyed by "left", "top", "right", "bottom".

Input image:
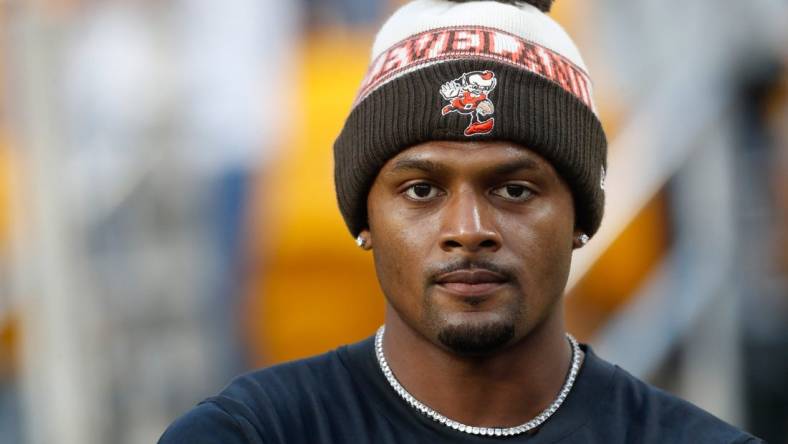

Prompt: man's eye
[
  {"left": 492, "top": 184, "right": 534, "bottom": 201},
  {"left": 404, "top": 183, "right": 441, "bottom": 200}
]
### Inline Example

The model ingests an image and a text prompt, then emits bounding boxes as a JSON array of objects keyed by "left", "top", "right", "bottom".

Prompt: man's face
[{"left": 365, "top": 140, "right": 578, "bottom": 356}]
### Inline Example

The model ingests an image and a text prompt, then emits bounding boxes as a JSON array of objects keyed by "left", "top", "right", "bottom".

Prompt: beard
[
  {"left": 436, "top": 320, "right": 516, "bottom": 356},
  {"left": 420, "top": 259, "right": 524, "bottom": 356}
]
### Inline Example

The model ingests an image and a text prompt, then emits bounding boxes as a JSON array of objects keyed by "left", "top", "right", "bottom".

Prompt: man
[{"left": 160, "top": 1, "right": 764, "bottom": 442}]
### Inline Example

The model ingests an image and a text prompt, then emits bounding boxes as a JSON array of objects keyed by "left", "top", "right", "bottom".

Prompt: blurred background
[{"left": 0, "top": 0, "right": 786, "bottom": 442}]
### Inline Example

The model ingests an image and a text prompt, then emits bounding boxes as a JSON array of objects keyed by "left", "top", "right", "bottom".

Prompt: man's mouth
[{"left": 434, "top": 269, "right": 509, "bottom": 297}]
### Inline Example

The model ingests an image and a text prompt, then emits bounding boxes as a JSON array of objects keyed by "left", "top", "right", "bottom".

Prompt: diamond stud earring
[
  {"left": 356, "top": 235, "right": 367, "bottom": 249},
  {"left": 577, "top": 234, "right": 590, "bottom": 246}
]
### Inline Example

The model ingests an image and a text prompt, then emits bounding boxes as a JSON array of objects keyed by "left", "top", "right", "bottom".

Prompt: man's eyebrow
[
  {"left": 488, "top": 158, "right": 542, "bottom": 176},
  {"left": 387, "top": 158, "right": 448, "bottom": 175}
]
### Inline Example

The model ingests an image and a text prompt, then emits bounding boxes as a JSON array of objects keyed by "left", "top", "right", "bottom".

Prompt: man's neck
[{"left": 381, "top": 308, "right": 572, "bottom": 428}]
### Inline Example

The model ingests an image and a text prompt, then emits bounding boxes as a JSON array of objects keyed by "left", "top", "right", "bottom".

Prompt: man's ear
[{"left": 356, "top": 229, "right": 373, "bottom": 250}]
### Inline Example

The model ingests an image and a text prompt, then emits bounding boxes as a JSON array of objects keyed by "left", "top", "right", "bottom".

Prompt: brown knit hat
[{"left": 334, "top": 0, "right": 607, "bottom": 238}]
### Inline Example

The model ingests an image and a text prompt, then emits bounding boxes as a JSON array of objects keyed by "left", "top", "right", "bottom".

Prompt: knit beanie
[{"left": 334, "top": 0, "right": 607, "bottom": 238}]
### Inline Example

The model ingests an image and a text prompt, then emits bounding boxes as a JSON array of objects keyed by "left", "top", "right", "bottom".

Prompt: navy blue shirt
[{"left": 159, "top": 336, "right": 763, "bottom": 443}]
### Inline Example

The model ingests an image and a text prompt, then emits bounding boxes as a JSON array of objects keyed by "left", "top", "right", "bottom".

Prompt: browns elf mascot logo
[{"left": 440, "top": 70, "right": 497, "bottom": 136}]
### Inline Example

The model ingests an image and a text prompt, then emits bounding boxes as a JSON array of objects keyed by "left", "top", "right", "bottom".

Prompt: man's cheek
[{"left": 375, "top": 245, "right": 409, "bottom": 294}]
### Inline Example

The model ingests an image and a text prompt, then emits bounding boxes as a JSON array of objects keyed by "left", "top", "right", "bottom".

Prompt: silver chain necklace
[{"left": 374, "top": 325, "right": 582, "bottom": 437}]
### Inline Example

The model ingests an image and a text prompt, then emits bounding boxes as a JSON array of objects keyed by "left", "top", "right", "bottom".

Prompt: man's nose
[{"left": 439, "top": 189, "right": 502, "bottom": 253}]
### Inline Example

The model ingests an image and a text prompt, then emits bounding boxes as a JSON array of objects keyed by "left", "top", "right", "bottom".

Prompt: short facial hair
[
  {"left": 424, "top": 258, "right": 522, "bottom": 356},
  {"left": 436, "top": 321, "right": 516, "bottom": 355}
]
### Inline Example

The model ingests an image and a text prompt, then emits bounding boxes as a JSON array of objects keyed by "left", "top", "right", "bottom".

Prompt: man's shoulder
[
  {"left": 588, "top": 350, "right": 762, "bottom": 443},
  {"left": 158, "top": 400, "right": 258, "bottom": 444},
  {"left": 220, "top": 346, "right": 353, "bottom": 406},
  {"left": 159, "top": 343, "right": 367, "bottom": 443}
]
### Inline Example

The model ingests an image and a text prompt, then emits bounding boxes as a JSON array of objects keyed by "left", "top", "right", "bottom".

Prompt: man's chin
[{"left": 436, "top": 320, "right": 515, "bottom": 356}]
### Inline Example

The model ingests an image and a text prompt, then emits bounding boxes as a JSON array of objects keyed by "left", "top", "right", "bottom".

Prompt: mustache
[{"left": 426, "top": 258, "right": 518, "bottom": 285}]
